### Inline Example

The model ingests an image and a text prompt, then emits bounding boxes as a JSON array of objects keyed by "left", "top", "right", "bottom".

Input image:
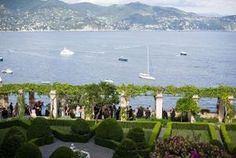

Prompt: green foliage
[
  {"left": 95, "top": 118, "right": 123, "bottom": 141},
  {"left": 148, "top": 122, "right": 161, "bottom": 147},
  {"left": 27, "top": 117, "right": 52, "bottom": 140},
  {"left": 95, "top": 137, "right": 120, "bottom": 150},
  {"left": 49, "top": 146, "right": 75, "bottom": 158},
  {"left": 120, "top": 107, "right": 127, "bottom": 121},
  {"left": 1, "top": 127, "right": 27, "bottom": 158},
  {"left": 71, "top": 118, "right": 90, "bottom": 135},
  {"left": 208, "top": 124, "right": 219, "bottom": 141},
  {"left": 176, "top": 97, "right": 200, "bottom": 113},
  {"left": 220, "top": 124, "right": 235, "bottom": 153},
  {"left": 15, "top": 143, "right": 42, "bottom": 158},
  {"left": 113, "top": 138, "right": 141, "bottom": 158},
  {"left": 119, "top": 120, "right": 157, "bottom": 129},
  {"left": 163, "top": 122, "right": 172, "bottom": 140},
  {"left": 127, "top": 127, "right": 147, "bottom": 149}
]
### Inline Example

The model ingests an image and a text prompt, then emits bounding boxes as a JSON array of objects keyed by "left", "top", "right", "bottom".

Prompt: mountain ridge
[{"left": 0, "top": 0, "right": 235, "bottom": 31}]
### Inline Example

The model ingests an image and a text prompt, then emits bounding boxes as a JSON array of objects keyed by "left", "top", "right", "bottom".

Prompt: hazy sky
[{"left": 61, "top": 0, "right": 236, "bottom": 15}]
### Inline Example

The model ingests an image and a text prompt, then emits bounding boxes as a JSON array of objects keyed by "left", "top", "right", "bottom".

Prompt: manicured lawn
[
  {"left": 123, "top": 128, "right": 152, "bottom": 142},
  {"left": 171, "top": 129, "right": 210, "bottom": 143},
  {"left": 0, "top": 128, "right": 10, "bottom": 146},
  {"left": 228, "top": 130, "right": 236, "bottom": 145}
]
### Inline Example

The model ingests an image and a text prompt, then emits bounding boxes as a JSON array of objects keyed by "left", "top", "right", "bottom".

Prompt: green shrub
[
  {"left": 0, "top": 119, "right": 30, "bottom": 129},
  {"left": 27, "top": 117, "right": 51, "bottom": 140},
  {"left": 71, "top": 118, "right": 90, "bottom": 135},
  {"left": 1, "top": 126, "right": 27, "bottom": 158},
  {"left": 113, "top": 138, "right": 141, "bottom": 158},
  {"left": 15, "top": 143, "right": 42, "bottom": 158},
  {"left": 149, "top": 122, "right": 161, "bottom": 147},
  {"left": 118, "top": 121, "right": 156, "bottom": 129},
  {"left": 172, "top": 122, "right": 208, "bottom": 130},
  {"left": 95, "top": 137, "right": 120, "bottom": 150},
  {"left": 127, "top": 127, "right": 147, "bottom": 149},
  {"left": 49, "top": 146, "right": 75, "bottom": 158},
  {"left": 220, "top": 124, "right": 235, "bottom": 153},
  {"left": 95, "top": 118, "right": 123, "bottom": 141},
  {"left": 208, "top": 124, "right": 219, "bottom": 141},
  {"left": 210, "top": 140, "right": 224, "bottom": 148},
  {"left": 1, "top": 135, "right": 26, "bottom": 158},
  {"left": 163, "top": 122, "right": 172, "bottom": 140}
]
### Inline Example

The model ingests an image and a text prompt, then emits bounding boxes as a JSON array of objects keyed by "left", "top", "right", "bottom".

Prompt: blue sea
[{"left": 0, "top": 31, "right": 235, "bottom": 111}]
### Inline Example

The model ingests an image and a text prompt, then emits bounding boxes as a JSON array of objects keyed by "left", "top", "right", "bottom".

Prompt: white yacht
[
  {"left": 60, "top": 47, "right": 74, "bottom": 56},
  {"left": 139, "top": 46, "right": 155, "bottom": 80},
  {"left": 1, "top": 68, "right": 13, "bottom": 74}
]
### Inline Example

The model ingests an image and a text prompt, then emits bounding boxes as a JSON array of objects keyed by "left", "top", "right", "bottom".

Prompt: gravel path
[
  {"left": 40, "top": 138, "right": 114, "bottom": 158},
  {"left": 157, "top": 128, "right": 165, "bottom": 140}
]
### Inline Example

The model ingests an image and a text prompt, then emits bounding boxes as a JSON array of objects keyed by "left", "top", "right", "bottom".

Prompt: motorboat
[
  {"left": 180, "top": 51, "right": 187, "bottom": 56},
  {"left": 118, "top": 56, "right": 128, "bottom": 62},
  {"left": 60, "top": 47, "right": 74, "bottom": 56},
  {"left": 1, "top": 68, "right": 13, "bottom": 74},
  {"left": 41, "top": 81, "right": 50, "bottom": 84},
  {"left": 0, "top": 57, "right": 3, "bottom": 61},
  {"left": 103, "top": 79, "right": 114, "bottom": 84},
  {"left": 139, "top": 46, "right": 156, "bottom": 80}
]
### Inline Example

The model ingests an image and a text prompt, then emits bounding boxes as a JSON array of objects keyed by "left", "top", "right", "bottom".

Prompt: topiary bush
[
  {"left": 113, "top": 138, "right": 141, "bottom": 158},
  {"left": 15, "top": 143, "right": 42, "bottom": 158},
  {"left": 1, "top": 126, "right": 26, "bottom": 158},
  {"left": 49, "top": 146, "right": 75, "bottom": 158},
  {"left": 27, "top": 117, "right": 51, "bottom": 140},
  {"left": 1, "top": 135, "right": 26, "bottom": 158},
  {"left": 127, "top": 127, "right": 147, "bottom": 149},
  {"left": 71, "top": 118, "right": 90, "bottom": 135},
  {"left": 95, "top": 118, "right": 123, "bottom": 141}
]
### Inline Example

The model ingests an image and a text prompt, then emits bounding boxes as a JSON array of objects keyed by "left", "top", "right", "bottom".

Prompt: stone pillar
[
  {"left": 228, "top": 96, "right": 235, "bottom": 119},
  {"left": 0, "top": 94, "right": 9, "bottom": 109},
  {"left": 120, "top": 93, "right": 128, "bottom": 121},
  {"left": 18, "top": 89, "right": 25, "bottom": 118},
  {"left": 218, "top": 98, "right": 224, "bottom": 123},
  {"left": 60, "top": 97, "right": 66, "bottom": 117},
  {"left": 189, "top": 95, "right": 199, "bottom": 123},
  {"left": 29, "top": 91, "right": 35, "bottom": 107},
  {"left": 50, "top": 90, "right": 58, "bottom": 119},
  {"left": 155, "top": 93, "right": 163, "bottom": 119}
]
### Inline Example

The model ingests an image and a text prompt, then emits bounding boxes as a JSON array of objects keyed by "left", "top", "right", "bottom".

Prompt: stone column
[
  {"left": 50, "top": 90, "right": 58, "bottom": 119},
  {"left": 18, "top": 89, "right": 25, "bottom": 118},
  {"left": 120, "top": 93, "right": 128, "bottom": 121},
  {"left": 29, "top": 91, "right": 35, "bottom": 107},
  {"left": 0, "top": 94, "right": 9, "bottom": 109},
  {"left": 188, "top": 95, "right": 199, "bottom": 123},
  {"left": 155, "top": 93, "right": 163, "bottom": 119},
  {"left": 228, "top": 96, "right": 235, "bottom": 119},
  {"left": 218, "top": 98, "right": 224, "bottom": 123}
]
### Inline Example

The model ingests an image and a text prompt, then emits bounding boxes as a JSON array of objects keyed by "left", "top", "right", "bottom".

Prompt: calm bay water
[{"left": 0, "top": 31, "right": 235, "bottom": 111}]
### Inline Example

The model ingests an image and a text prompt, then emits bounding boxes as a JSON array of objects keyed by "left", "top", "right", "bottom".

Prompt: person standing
[
  {"left": 145, "top": 107, "right": 151, "bottom": 119},
  {"left": 9, "top": 102, "right": 13, "bottom": 117}
]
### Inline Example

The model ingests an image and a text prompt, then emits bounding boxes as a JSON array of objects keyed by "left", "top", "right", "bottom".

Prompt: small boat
[
  {"left": 1, "top": 68, "right": 13, "bottom": 74},
  {"left": 180, "top": 51, "right": 187, "bottom": 56},
  {"left": 0, "top": 57, "right": 3, "bottom": 61},
  {"left": 103, "top": 79, "right": 114, "bottom": 84},
  {"left": 0, "top": 77, "right": 2, "bottom": 83},
  {"left": 118, "top": 56, "right": 128, "bottom": 62},
  {"left": 139, "top": 46, "right": 155, "bottom": 80},
  {"left": 60, "top": 47, "right": 74, "bottom": 56},
  {"left": 41, "top": 81, "right": 50, "bottom": 84}
]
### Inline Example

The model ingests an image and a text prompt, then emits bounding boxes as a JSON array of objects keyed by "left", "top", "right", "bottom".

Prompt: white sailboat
[
  {"left": 139, "top": 46, "right": 155, "bottom": 80},
  {"left": 60, "top": 47, "right": 74, "bottom": 56}
]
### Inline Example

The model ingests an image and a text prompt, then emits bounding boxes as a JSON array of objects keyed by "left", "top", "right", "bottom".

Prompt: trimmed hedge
[
  {"left": 220, "top": 124, "right": 235, "bottom": 153},
  {"left": 172, "top": 122, "right": 209, "bottom": 130},
  {"left": 113, "top": 138, "right": 141, "bottom": 158},
  {"left": 148, "top": 122, "right": 161, "bottom": 147},
  {"left": 15, "top": 143, "right": 42, "bottom": 158},
  {"left": 118, "top": 121, "right": 156, "bottom": 129},
  {"left": 71, "top": 118, "right": 90, "bottom": 135},
  {"left": 27, "top": 118, "right": 54, "bottom": 146},
  {"left": 47, "top": 119, "right": 96, "bottom": 127},
  {"left": 163, "top": 122, "right": 172, "bottom": 140},
  {"left": 95, "top": 118, "right": 123, "bottom": 142},
  {"left": 127, "top": 127, "right": 147, "bottom": 149},
  {"left": 49, "top": 146, "right": 75, "bottom": 158},
  {"left": 208, "top": 124, "right": 219, "bottom": 141},
  {"left": 51, "top": 127, "right": 91, "bottom": 143},
  {"left": 94, "top": 136, "right": 120, "bottom": 150},
  {"left": 0, "top": 119, "right": 30, "bottom": 129}
]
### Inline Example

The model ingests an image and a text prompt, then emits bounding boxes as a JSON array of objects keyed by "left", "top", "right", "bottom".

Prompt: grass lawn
[
  {"left": 123, "top": 128, "right": 152, "bottom": 142},
  {"left": 0, "top": 128, "right": 9, "bottom": 146},
  {"left": 228, "top": 130, "right": 236, "bottom": 146},
  {"left": 171, "top": 129, "right": 210, "bottom": 143}
]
